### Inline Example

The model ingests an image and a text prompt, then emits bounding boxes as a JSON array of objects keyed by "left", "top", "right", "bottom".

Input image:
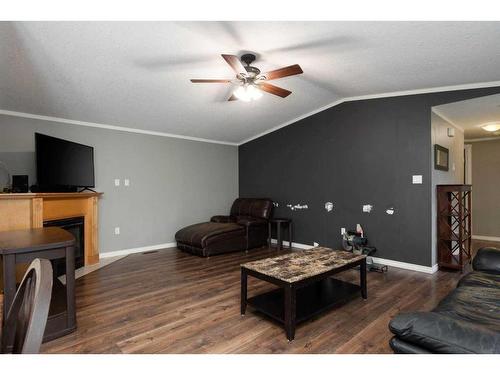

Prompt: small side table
[
  {"left": 268, "top": 218, "right": 293, "bottom": 250},
  {"left": 0, "top": 227, "right": 76, "bottom": 342}
]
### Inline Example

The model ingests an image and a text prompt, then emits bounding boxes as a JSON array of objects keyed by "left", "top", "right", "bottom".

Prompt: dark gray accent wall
[{"left": 239, "top": 86, "right": 500, "bottom": 267}]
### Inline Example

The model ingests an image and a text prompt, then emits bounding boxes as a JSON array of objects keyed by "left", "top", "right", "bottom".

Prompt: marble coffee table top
[{"left": 241, "top": 247, "right": 366, "bottom": 283}]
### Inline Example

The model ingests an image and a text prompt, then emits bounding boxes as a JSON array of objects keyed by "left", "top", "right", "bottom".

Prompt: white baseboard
[
  {"left": 370, "top": 257, "right": 438, "bottom": 274},
  {"left": 100, "top": 242, "right": 177, "bottom": 259},
  {"left": 271, "top": 239, "right": 437, "bottom": 274},
  {"left": 472, "top": 235, "right": 500, "bottom": 242}
]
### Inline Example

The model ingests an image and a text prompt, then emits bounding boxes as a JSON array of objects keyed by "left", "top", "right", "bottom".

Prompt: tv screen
[{"left": 35, "top": 133, "right": 95, "bottom": 189}]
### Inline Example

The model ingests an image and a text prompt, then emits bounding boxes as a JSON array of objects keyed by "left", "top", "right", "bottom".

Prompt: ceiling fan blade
[
  {"left": 258, "top": 82, "right": 292, "bottom": 98},
  {"left": 221, "top": 54, "right": 247, "bottom": 76},
  {"left": 190, "top": 79, "right": 232, "bottom": 83},
  {"left": 262, "top": 64, "right": 303, "bottom": 81},
  {"left": 228, "top": 94, "right": 238, "bottom": 101}
]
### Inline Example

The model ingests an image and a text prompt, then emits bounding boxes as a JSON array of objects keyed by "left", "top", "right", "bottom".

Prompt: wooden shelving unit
[{"left": 437, "top": 184, "right": 472, "bottom": 271}]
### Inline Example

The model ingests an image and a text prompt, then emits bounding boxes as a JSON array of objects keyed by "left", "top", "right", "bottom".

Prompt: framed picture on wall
[{"left": 434, "top": 144, "right": 449, "bottom": 171}]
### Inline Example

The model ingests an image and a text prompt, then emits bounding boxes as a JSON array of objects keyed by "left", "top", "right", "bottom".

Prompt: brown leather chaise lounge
[{"left": 175, "top": 198, "right": 273, "bottom": 257}]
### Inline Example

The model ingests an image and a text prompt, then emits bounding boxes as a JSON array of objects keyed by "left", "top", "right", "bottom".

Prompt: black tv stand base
[{"left": 78, "top": 187, "right": 97, "bottom": 193}]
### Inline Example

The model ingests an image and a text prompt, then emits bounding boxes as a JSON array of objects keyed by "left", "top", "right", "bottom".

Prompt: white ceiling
[
  {"left": 1, "top": 21, "right": 500, "bottom": 144},
  {"left": 434, "top": 93, "right": 500, "bottom": 140}
]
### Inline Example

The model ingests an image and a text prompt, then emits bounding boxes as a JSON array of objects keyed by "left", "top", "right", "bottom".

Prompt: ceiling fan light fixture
[
  {"left": 481, "top": 123, "right": 500, "bottom": 132},
  {"left": 233, "top": 84, "right": 262, "bottom": 102},
  {"left": 191, "top": 54, "right": 302, "bottom": 101}
]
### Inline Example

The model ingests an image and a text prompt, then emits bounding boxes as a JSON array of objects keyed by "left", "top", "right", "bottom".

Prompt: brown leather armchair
[{"left": 175, "top": 198, "right": 273, "bottom": 257}]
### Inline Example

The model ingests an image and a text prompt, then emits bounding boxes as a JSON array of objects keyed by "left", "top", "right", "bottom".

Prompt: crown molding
[
  {"left": 465, "top": 136, "right": 500, "bottom": 143},
  {"left": 0, "top": 109, "right": 238, "bottom": 146},
  {"left": 238, "top": 80, "right": 500, "bottom": 145},
  {"left": 431, "top": 108, "right": 465, "bottom": 132},
  {"left": 2, "top": 79, "right": 500, "bottom": 147}
]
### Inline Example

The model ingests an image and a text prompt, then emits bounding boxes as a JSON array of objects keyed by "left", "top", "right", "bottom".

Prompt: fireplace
[{"left": 44, "top": 216, "right": 85, "bottom": 276}]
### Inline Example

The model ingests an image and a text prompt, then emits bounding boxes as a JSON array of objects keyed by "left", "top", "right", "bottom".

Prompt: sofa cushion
[
  {"left": 389, "top": 312, "right": 500, "bottom": 353},
  {"left": 175, "top": 222, "right": 245, "bottom": 248},
  {"left": 434, "top": 274, "right": 500, "bottom": 330}
]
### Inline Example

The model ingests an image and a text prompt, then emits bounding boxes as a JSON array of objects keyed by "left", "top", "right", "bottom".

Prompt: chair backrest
[
  {"left": 1, "top": 258, "right": 53, "bottom": 354},
  {"left": 230, "top": 198, "right": 273, "bottom": 220}
]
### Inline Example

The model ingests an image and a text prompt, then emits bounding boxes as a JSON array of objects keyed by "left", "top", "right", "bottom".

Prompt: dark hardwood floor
[{"left": 38, "top": 244, "right": 478, "bottom": 354}]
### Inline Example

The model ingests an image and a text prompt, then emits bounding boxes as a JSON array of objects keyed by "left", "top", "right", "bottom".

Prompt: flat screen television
[{"left": 35, "top": 133, "right": 95, "bottom": 192}]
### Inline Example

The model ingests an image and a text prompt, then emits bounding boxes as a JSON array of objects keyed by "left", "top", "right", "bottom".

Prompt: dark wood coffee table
[{"left": 240, "top": 247, "right": 367, "bottom": 341}]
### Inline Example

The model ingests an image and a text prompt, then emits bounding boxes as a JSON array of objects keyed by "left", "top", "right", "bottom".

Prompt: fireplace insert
[{"left": 43, "top": 216, "right": 85, "bottom": 276}]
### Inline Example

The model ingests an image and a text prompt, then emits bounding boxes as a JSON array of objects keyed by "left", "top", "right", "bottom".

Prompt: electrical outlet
[
  {"left": 341, "top": 227, "right": 346, "bottom": 235},
  {"left": 114, "top": 179, "right": 120, "bottom": 187},
  {"left": 114, "top": 227, "right": 120, "bottom": 235},
  {"left": 124, "top": 179, "right": 130, "bottom": 187}
]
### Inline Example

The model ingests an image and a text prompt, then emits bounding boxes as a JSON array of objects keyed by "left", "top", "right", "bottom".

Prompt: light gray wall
[
  {"left": 466, "top": 139, "right": 500, "bottom": 238},
  {"left": 430, "top": 111, "right": 464, "bottom": 265},
  {"left": 0, "top": 114, "right": 238, "bottom": 253}
]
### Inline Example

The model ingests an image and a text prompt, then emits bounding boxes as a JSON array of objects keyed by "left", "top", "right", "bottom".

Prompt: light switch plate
[
  {"left": 114, "top": 179, "right": 120, "bottom": 186},
  {"left": 124, "top": 179, "right": 130, "bottom": 186},
  {"left": 412, "top": 175, "right": 423, "bottom": 184},
  {"left": 114, "top": 227, "right": 120, "bottom": 235}
]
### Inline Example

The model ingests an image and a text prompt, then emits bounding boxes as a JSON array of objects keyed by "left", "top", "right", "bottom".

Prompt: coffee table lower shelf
[{"left": 247, "top": 278, "right": 360, "bottom": 326}]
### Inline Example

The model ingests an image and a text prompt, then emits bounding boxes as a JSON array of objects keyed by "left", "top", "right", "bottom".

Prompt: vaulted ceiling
[{"left": 1, "top": 21, "right": 500, "bottom": 144}]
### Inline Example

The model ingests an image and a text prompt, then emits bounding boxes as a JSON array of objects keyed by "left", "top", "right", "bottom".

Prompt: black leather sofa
[
  {"left": 389, "top": 247, "right": 500, "bottom": 354},
  {"left": 175, "top": 198, "right": 273, "bottom": 257}
]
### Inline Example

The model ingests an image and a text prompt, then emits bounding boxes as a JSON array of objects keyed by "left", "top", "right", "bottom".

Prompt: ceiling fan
[{"left": 190, "top": 53, "right": 303, "bottom": 102}]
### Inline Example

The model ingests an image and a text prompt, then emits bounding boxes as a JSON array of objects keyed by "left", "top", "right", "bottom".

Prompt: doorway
[{"left": 433, "top": 94, "right": 500, "bottom": 254}]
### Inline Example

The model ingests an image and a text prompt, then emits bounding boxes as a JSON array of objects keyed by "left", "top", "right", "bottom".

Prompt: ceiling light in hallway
[{"left": 481, "top": 123, "right": 500, "bottom": 132}]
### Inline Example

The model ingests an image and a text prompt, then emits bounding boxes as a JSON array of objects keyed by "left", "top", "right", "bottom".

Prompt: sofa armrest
[
  {"left": 389, "top": 337, "right": 433, "bottom": 354},
  {"left": 473, "top": 247, "right": 500, "bottom": 274},
  {"left": 210, "top": 215, "right": 236, "bottom": 223},
  {"left": 389, "top": 312, "right": 500, "bottom": 354},
  {"left": 236, "top": 216, "right": 267, "bottom": 228}
]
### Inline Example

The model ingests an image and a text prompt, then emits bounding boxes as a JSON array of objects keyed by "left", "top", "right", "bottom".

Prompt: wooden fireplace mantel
[{"left": 0, "top": 192, "right": 102, "bottom": 265}]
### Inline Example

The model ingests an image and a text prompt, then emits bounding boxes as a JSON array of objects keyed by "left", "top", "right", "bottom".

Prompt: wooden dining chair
[{"left": 1, "top": 258, "right": 53, "bottom": 354}]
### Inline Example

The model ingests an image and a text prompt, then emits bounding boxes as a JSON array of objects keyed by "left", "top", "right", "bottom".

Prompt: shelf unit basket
[{"left": 437, "top": 184, "right": 472, "bottom": 271}]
